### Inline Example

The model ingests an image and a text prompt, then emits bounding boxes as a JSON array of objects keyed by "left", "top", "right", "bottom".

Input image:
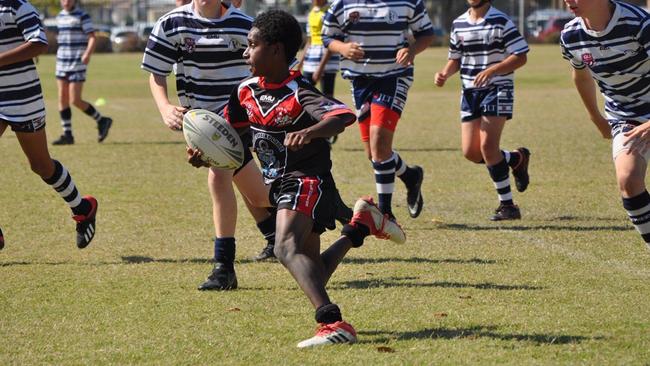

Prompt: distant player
[
  {"left": 0, "top": 0, "right": 98, "bottom": 249},
  {"left": 322, "top": 0, "right": 434, "bottom": 220},
  {"left": 434, "top": 0, "right": 530, "bottom": 221},
  {"left": 298, "top": 0, "right": 340, "bottom": 143},
  {"left": 52, "top": 0, "right": 112, "bottom": 145},
  {"left": 560, "top": 0, "right": 650, "bottom": 247},
  {"left": 189, "top": 10, "right": 406, "bottom": 347},
  {"left": 142, "top": 0, "right": 278, "bottom": 290}
]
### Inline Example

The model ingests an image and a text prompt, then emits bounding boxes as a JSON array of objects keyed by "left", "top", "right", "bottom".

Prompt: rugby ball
[{"left": 182, "top": 109, "right": 244, "bottom": 170}]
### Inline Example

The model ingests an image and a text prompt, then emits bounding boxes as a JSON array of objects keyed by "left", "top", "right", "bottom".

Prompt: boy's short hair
[{"left": 252, "top": 10, "right": 303, "bottom": 64}]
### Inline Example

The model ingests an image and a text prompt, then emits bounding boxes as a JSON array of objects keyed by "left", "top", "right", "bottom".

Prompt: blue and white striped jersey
[
  {"left": 560, "top": 1, "right": 650, "bottom": 123},
  {"left": 321, "top": 0, "right": 434, "bottom": 79},
  {"left": 55, "top": 7, "right": 94, "bottom": 74},
  {"left": 0, "top": 0, "right": 47, "bottom": 122},
  {"left": 141, "top": 3, "right": 252, "bottom": 112},
  {"left": 449, "top": 6, "right": 529, "bottom": 89}
]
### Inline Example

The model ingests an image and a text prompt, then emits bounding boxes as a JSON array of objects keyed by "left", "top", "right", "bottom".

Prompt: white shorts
[{"left": 612, "top": 124, "right": 650, "bottom": 162}]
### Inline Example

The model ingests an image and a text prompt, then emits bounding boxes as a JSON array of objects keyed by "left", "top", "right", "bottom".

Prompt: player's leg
[
  {"left": 13, "top": 119, "right": 97, "bottom": 248},
  {"left": 198, "top": 167, "right": 239, "bottom": 290},
  {"left": 53, "top": 78, "right": 74, "bottom": 145},
  {"left": 70, "top": 80, "right": 112, "bottom": 143},
  {"left": 480, "top": 115, "right": 521, "bottom": 221},
  {"left": 232, "top": 159, "right": 276, "bottom": 261},
  {"left": 613, "top": 129, "right": 650, "bottom": 248}
]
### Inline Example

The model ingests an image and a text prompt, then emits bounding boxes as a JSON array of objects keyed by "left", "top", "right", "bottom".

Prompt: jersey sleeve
[
  {"left": 141, "top": 18, "right": 180, "bottom": 76},
  {"left": 222, "top": 85, "right": 250, "bottom": 131},
  {"left": 81, "top": 11, "right": 95, "bottom": 34},
  {"left": 639, "top": 14, "right": 650, "bottom": 53},
  {"left": 409, "top": 0, "right": 434, "bottom": 38},
  {"left": 448, "top": 25, "right": 461, "bottom": 60},
  {"left": 298, "top": 86, "right": 355, "bottom": 125},
  {"left": 321, "top": 0, "right": 345, "bottom": 48},
  {"left": 16, "top": 2, "right": 47, "bottom": 45},
  {"left": 559, "top": 34, "right": 585, "bottom": 69},
  {"left": 503, "top": 19, "right": 529, "bottom": 55}
]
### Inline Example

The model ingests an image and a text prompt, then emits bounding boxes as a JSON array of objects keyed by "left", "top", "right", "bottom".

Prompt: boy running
[
  {"left": 560, "top": 0, "right": 650, "bottom": 247},
  {"left": 434, "top": 0, "right": 531, "bottom": 221},
  {"left": 0, "top": 0, "right": 98, "bottom": 249},
  {"left": 321, "top": 0, "right": 435, "bottom": 220},
  {"left": 190, "top": 10, "right": 406, "bottom": 347},
  {"left": 52, "top": 0, "right": 112, "bottom": 145}
]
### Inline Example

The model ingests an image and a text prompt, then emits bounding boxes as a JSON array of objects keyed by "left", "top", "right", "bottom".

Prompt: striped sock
[
  {"left": 60, "top": 108, "right": 72, "bottom": 135},
  {"left": 487, "top": 159, "right": 513, "bottom": 205},
  {"left": 502, "top": 150, "right": 521, "bottom": 169},
  {"left": 393, "top": 151, "right": 417, "bottom": 186},
  {"left": 372, "top": 157, "right": 396, "bottom": 216},
  {"left": 622, "top": 190, "right": 650, "bottom": 244},
  {"left": 42, "top": 160, "right": 88, "bottom": 215},
  {"left": 83, "top": 104, "right": 103, "bottom": 123}
]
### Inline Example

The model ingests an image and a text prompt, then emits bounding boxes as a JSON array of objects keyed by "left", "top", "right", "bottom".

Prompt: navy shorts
[
  {"left": 269, "top": 174, "right": 338, "bottom": 234},
  {"left": 56, "top": 70, "right": 86, "bottom": 82},
  {"left": 460, "top": 85, "right": 514, "bottom": 122},
  {"left": 351, "top": 75, "right": 412, "bottom": 121},
  {"left": 2, "top": 116, "right": 46, "bottom": 133}
]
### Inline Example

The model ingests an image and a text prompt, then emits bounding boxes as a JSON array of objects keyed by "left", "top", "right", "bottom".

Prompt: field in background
[{"left": 1, "top": 46, "right": 649, "bottom": 365}]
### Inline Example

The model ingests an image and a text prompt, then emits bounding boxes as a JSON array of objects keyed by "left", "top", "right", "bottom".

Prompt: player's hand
[
  {"left": 623, "top": 123, "right": 650, "bottom": 155},
  {"left": 186, "top": 146, "right": 210, "bottom": 168},
  {"left": 284, "top": 130, "right": 311, "bottom": 151},
  {"left": 434, "top": 71, "right": 448, "bottom": 87},
  {"left": 81, "top": 53, "right": 91, "bottom": 65},
  {"left": 396, "top": 46, "right": 415, "bottom": 66},
  {"left": 341, "top": 42, "right": 364, "bottom": 61},
  {"left": 473, "top": 68, "right": 495, "bottom": 88},
  {"left": 160, "top": 104, "right": 187, "bottom": 131}
]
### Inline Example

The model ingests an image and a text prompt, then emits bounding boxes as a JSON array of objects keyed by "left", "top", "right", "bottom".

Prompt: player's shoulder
[
  {"left": 227, "top": 6, "right": 254, "bottom": 23},
  {"left": 560, "top": 17, "right": 583, "bottom": 43},
  {"left": 237, "top": 76, "right": 260, "bottom": 93},
  {"left": 485, "top": 7, "right": 514, "bottom": 26},
  {"left": 615, "top": 0, "right": 649, "bottom": 21},
  {"left": 6, "top": 0, "right": 31, "bottom": 12}
]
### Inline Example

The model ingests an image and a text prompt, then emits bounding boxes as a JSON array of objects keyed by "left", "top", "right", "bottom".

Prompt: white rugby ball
[{"left": 182, "top": 109, "right": 245, "bottom": 170}]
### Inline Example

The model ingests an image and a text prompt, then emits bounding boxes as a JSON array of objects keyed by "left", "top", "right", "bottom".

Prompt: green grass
[{"left": 1, "top": 45, "right": 649, "bottom": 365}]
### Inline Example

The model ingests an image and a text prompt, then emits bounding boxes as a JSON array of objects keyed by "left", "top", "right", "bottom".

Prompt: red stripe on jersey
[{"left": 322, "top": 109, "right": 356, "bottom": 126}]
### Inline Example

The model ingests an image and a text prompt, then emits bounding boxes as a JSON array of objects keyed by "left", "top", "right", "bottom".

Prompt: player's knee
[
  {"left": 273, "top": 240, "right": 297, "bottom": 264},
  {"left": 462, "top": 148, "right": 483, "bottom": 163},
  {"left": 72, "top": 99, "right": 85, "bottom": 109},
  {"left": 617, "top": 172, "right": 645, "bottom": 197}
]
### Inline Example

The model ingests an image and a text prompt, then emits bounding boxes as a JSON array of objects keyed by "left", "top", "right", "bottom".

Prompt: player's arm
[
  {"left": 623, "top": 120, "right": 650, "bottom": 155},
  {"left": 572, "top": 67, "right": 610, "bottom": 139},
  {"left": 148, "top": 73, "right": 186, "bottom": 131},
  {"left": 434, "top": 59, "right": 460, "bottom": 87},
  {"left": 396, "top": 33, "right": 435, "bottom": 66},
  {"left": 81, "top": 32, "right": 96, "bottom": 64},
  {"left": 0, "top": 40, "right": 47, "bottom": 68},
  {"left": 473, "top": 53, "right": 527, "bottom": 88},
  {"left": 284, "top": 111, "right": 354, "bottom": 151},
  {"left": 312, "top": 48, "right": 332, "bottom": 84},
  {"left": 297, "top": 36, "right": 310, "bottom": 71}
]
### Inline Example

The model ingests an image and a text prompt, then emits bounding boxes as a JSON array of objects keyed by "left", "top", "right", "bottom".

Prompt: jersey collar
[{"left": 259, "top": 70, "right": 301, "bottom": 89}]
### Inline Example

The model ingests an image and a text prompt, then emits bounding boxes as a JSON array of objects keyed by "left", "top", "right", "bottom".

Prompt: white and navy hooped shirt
[
  {"left": 321, "top": 0, "right": 434, "bottom": 79},
  {"left": 55, "top": 7, "right": 94, "bottom": 74},
  {"left": 0, "top": 0, "right": 47, "bottom": 122},
  {"left": 449, "top": 6, "right": 529, "bottom": 89},
  {"left": 560, "top": 1, "right": 650, "bottom": 123},
  {"left": 141, "top": 3, "right": 252, "bottom": 112}
]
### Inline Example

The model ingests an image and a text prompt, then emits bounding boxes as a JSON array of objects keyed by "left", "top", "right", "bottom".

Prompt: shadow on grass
[
  {"left": 357, "top": 325, "right": 600, "bottom": 345},
  {"left": 338, "top": 147, "right": 458, "bottom": 152},
  {"left": 0, "top": 256, "right": 261, "bottom": 267},
  {"left": 331, "top": 277, "right": 543, "bottom": 291},
  {"left": 342, "top": 257, "right": 497, "bottom": 265},
  {"left": 428, "top": 223, "right": 632, "bottom": 232}
]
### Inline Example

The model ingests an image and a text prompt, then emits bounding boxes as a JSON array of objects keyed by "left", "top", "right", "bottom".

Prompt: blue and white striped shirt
[
  {"left": 0, "top": 0, "right": 47, "bottom": 122},
  {"left": 449, "top": 6, "right": 529, "bottom": 89},
  {"left": 560, "top": 1, "right": 650, "bottom": 123},
  {"left": 141, "top": 4, "right": 252, "bottom": 112},
  {"left": 56, "top": 7, "right": 94, "bottom": 74},
  {"left": 321, "top": 0, "right": 434, "bottom": 79}
]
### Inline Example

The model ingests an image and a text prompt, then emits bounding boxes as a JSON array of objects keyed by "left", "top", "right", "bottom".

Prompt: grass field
[{"left": 1, "top": 45, "right": 649, "bottom": 365}]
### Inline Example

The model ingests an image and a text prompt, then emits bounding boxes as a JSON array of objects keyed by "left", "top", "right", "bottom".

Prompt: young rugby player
[
  {"left": 0, "top": 0, "right": 98, "bottom": 249},
  {"left": 142, "top": 0, "right": 278, "bottom": 290},
  {"left": 560, "top": 0, "right": 650, "bottom": 247},
  {"left": 321, "top": 0, "right": 435, "bottom": 220},
  {"left": 190, "top": 9, "right": 406, "bottom": 347},
  {"left": 52, "top": 0, "right": 112, "bottom": 145},
  {"left": 434, "top": 0, "right": 530, "bottom": 221}
]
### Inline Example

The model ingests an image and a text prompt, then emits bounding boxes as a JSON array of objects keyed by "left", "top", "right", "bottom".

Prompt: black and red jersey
[{"left": 224, "top": 71, "right": 354, "bottom": 183}]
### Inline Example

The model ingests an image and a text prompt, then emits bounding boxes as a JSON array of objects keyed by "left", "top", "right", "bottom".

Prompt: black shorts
[
  {"left": 2, "top": 116, "right": 46, "bottom": 133},
  {"left": 233, "top": 145, "right": 254, "bottom": 176},
  {"left": 269, "top": 174, "right": 338, "bottom": 234}
]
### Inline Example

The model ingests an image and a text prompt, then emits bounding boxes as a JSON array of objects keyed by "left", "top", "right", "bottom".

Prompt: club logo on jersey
[
  {"left": 348, "top": 11, "right": 360, "bottom": 24},
  {"left": 386, "top": 10, "right": 398, "bottom": 24},
  {"left": 273, "top": 108, "right": 293, "bottom": 127},
  {"left": 183, "top": 38, "right": 196, "bottom": 53},
  {"left": 581, "top": 52, "right": 595, "bottom": 66}
]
